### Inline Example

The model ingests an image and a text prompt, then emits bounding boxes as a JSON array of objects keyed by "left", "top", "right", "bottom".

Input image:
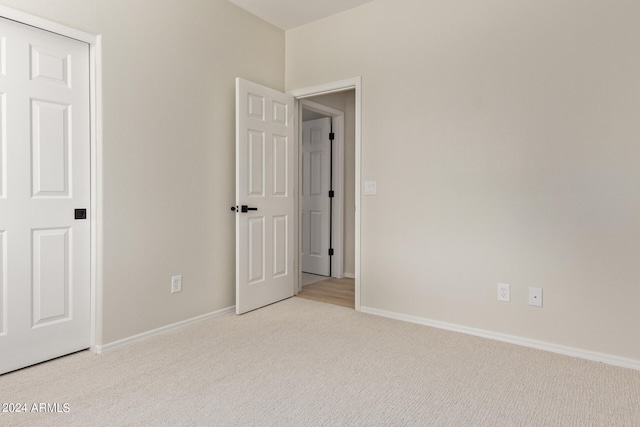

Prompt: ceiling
[{"left": 228, "top": 0, "right": 375, "bottom": 30}]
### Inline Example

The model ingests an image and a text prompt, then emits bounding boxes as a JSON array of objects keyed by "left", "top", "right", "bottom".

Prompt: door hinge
[
  {"left": 328, "top": 248, "right": 334, "bottom": 256},
  {"left": 329, "top": 190, "right": 335, "bottom": 198},
  {"left": 329, "top": 132, "right": 335, "bottom": 141}
]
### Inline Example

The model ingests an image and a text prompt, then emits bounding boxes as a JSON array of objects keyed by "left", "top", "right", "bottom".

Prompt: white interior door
[
  {"left": 301, "top": 117, "right": 331, "bottom": 276},
  {"left": 235, "top": 78, "right": 295, "bottom": 314},
  {"left": 0, "top": 17, "right": 91, "bottom": 374}
]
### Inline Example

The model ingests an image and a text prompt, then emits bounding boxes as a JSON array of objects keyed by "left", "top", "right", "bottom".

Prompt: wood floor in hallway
[{"left": 296, "top": 277, "right": 355, "bottom": 308}]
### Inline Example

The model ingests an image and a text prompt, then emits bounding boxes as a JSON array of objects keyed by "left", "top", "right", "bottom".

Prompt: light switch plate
[{"left": 364, "top": 181, "right": 377, "bottom": 196}]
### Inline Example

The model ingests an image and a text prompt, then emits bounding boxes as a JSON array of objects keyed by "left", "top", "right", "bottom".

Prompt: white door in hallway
[
  {"left": 0, "top": 17, "right": 91, "bottom": 374},
  {"left": 235, "top": 78, "right": 295, "bottom": 314},
  {"left": 301, "top": 117, "right": 331, "bottom": 276}
]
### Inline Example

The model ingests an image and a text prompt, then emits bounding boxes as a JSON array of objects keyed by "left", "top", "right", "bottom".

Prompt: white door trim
[
  {"left": 300, "top": 100, "right": 345, "bottom": 280},
  {"left": 289, "top": 77, "right": 361, "bottom": 311},
  {"left": 0, "top": 5, "right": 103, "bottom": 348}
]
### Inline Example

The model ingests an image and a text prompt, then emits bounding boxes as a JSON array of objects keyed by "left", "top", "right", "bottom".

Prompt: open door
[
  {"left": 235, "top": 78, "right": 295, "bottom": 314},
  {"left": 301, "top": 117, "right": 332, "bottom": 276}
]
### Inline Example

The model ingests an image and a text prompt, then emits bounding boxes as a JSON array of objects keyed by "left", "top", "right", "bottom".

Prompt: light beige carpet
[{"left": 2, "top": 297, "right": 640, "bottom": 426}]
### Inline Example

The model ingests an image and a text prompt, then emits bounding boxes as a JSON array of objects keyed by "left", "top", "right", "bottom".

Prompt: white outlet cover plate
[
  {"left": 171, "top": 275, "right": 182, "bottom": 293},
  {"left": 497, "top": 283, "right": 510, "bottom": 302},
  {"left": 528, "top": 286, "right": 542, "bottom": 307}
]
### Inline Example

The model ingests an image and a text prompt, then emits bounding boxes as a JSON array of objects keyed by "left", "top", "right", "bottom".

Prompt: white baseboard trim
[
  {"left": 344, "top": 272, "right": 355, "bottom": 279},
  {"left": 92, "top": 306, "right": 235, "bottom": 354},
  {"left": 360, "top": 305, "right": 640, "bottom": 371}
]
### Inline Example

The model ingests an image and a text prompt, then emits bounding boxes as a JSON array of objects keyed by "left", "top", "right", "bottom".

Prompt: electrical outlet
[
  {"left": 528, "top": 287, "right": 542, "bottom": 307},
  {"left": 171, "top": 275, "right": 182, "bottom": 293},
  {"left": 497, "top": 283, "right": 510, "bottom": 302}
]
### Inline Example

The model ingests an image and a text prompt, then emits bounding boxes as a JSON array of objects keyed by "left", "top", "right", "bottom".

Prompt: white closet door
[{"left": 0, "top": 17, "right": 91, "bottom": 374}]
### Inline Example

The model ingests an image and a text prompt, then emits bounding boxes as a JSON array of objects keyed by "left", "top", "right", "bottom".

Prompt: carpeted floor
[{"left": 2, "top": 297, "right": 640, "bottom": 426}]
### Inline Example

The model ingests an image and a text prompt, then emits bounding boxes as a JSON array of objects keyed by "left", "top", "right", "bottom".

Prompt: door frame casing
[
  {"left": 0, "top": 5, "right": 103, "bottom": 347},
  {"left": 289, "top": 77, "right": 361, "bottom": 311},
  {"left": 299, "top": 100, "right": 345, "bottom": 280}
]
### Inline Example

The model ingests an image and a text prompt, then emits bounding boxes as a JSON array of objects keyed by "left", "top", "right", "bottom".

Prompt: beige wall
[
  {"left": 5, "top": 0, "right": 640, "bottom": 363},
  {"left": 287, "top": 0, "right": 640, "bottom": 360},
  {"left": 303, "top": 91, "right": 356, "bottom": 276},
  {"left": 0, "top": 0, "right": 284, "bottom": 344}
]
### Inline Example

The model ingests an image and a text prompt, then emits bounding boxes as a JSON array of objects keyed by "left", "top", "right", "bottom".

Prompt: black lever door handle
[
  {"left": 241, "top": 205, "right": 258, "bottom": 213},
  {"left": 231, "top": 205, "right": 258, "bottom": 213}
]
